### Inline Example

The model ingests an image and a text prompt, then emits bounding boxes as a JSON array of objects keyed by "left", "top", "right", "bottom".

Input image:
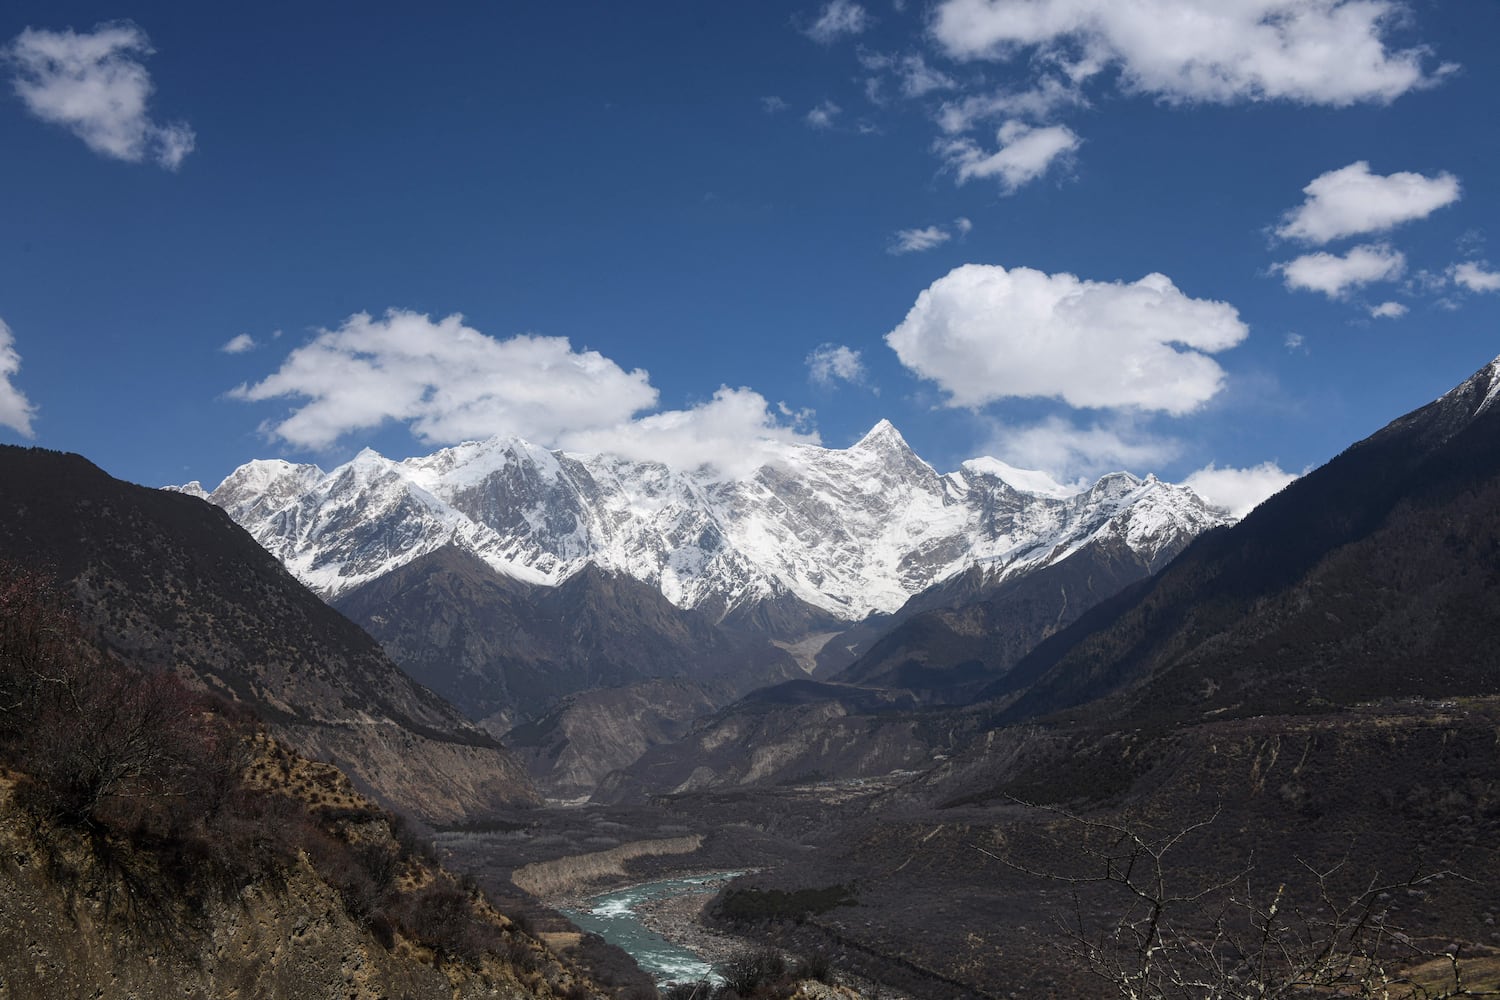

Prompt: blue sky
[{"left": 1, "top": 1, "right": 1497, "bottom": 515}]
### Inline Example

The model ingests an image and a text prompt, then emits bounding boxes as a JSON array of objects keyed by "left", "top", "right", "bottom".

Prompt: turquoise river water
[{"left": 559, "top": 872, "right": 745, "bottom": 985}]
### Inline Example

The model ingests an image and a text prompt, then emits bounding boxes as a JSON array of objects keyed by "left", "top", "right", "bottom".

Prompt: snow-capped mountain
[{"left": 176, "top": 420, "right": 1232, "bottom": 625}]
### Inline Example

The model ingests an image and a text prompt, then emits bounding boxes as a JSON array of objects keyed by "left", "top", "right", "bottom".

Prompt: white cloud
[
  {"left": 930, "top": 0, "right": 1446, "bottom": 107},
  {"left": 1275, "top": 243, "right": 1405, "bottom": 298},
  {"left": 985, "top": 416, "right": 1180, "bottom": 481},
  {"left": 886, "top": 263, "right": 1247, "bottom": 414},
  {"left": 893, "top": 54, "right": 956, "bottom": 97},
  {"left": 889, "top": 217, "right": 974, "bottom": 254},
  {"left": 1184, "top": 461, "right": 1298, "bottom": 518},
  {"left": 230, "top": 309, "right": 658, "bottom": 450},
  {"left": 558, "top": 387, "right": 820, "bottom": 480},
  {"left": 1284, "top": 332, "right": 1306, "bottom": 352},
  {"left": 935, "top": 77, "right": 1086, "bottom": 133},
  {"left": 939, "top": 119, "right": 1080, "bottom": 191},
  {"left": 805, "top": 99, "right": 842, "bottom": 129},
  {"left": 762, "top": 95, "right": 789, "bottom": 113},
  {"left": 221, "top": 333, "right": 258, "bottom": 354},
  {"left": 0, "top": 318, "right": 37, "bottom": 439},
  {"left": 1276, "top": 161, "right": 1460, "bottom": 244},
  {"left": 862, "top": 51, "right": 958, "bottom": 100},
  {"left": 890, "top": 226, "right": 950, "bottom": 254},
  {"left": 804, "top": 0, "right": 870, "bottom": 43},
  {"left": 888, "top": 217, "right": 975, "bottom": 254},
  {"left": 806, "top": 344, "right": 867, "bottom": 386},
  {"left": 7, "top": 22, "right": 195, "bottom": 169},
  {"left": 1451, "top": 261, "right": 1500, "bottom": 293},
  {"left": 1369, "top": 301, "right": 1408, "bottom": 319}
]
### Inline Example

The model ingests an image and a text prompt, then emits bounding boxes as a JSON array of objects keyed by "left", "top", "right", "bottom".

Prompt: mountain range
[
  {"left": 6, "top": 351, "right": 1500, "bottom": 999},
  {"left": 175, "top": 422, "right": 1231, "bottom": 789},
  {"left": 176, "top": 420, "right": 1229, "bottom": 632}
]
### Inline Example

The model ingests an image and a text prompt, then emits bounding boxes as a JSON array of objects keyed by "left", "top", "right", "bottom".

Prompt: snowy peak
[
  {"left": 1460, "top": 352, "right": 1500, "bottom": 419},
  {"left": 846, "top": 419, "right": 932, "bottom": 476},
  {"left": 180, "top": 423, "right": 1233, "bottom": 622},
  {"left": 852, "top": 418, "right": 905, "bottom": 451},
  {"left": 1383, "top": 351, "right": 1500, "bottom": 447},
  {"left": 960, "top": 457, "right": 1076, "bottom": 499}
]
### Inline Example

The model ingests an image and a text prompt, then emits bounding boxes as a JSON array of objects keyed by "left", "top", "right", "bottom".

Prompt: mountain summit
[{"left": 179, "top": 422, "right": 1232, "bottom": 628}]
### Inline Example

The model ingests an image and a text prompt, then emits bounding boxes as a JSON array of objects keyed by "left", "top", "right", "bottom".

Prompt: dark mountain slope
[
  {"left": 987, "top": 354, "right": 1500, "bottom": 727},
  {"left": 0, "top": 446, "right": 536, "bottom": 823},
  {"left": 670, "top": 357, "right": 1500, "bottom": 999},
  {"left": 502, "top": 678, "right": 719, "bottom": 798},
  {"left": 334, "top": 546, "right": 802, "bottom": 729},
  {"left": 831, "top": 530, "right": 1196, "bottom": 703}
]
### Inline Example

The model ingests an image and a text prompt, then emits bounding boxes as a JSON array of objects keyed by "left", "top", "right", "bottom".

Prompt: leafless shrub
[{"left": 979, "top": 800, "right": 1500, "bottom": 1000}]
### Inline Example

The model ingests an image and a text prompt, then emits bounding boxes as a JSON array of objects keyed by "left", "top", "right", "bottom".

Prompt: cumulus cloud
[
  {"left": 805, "top": 99, "right": 842, "bottom": 129},
  {"left": 0, "top": 318, "right": 37, "bottom": 438},
  {"left": 986, "top": 416, "right": 1181, "bottom": 481},
  {"left": 806, "top": 344, "right": 867, "bottom": 386},
  {"left": 1369, "top": 301, "right": 1408, "bottom": 319},
  {"left": 886, "top": 263, "right": 1247, "bottom": 414},
  {"left": 761, "top": 95, "right": 788, "bottom": 114},
  {"left": 230, "top": 309, "right": 659, "bottom": 450},
  {"left": 804, "top": 0, "right": 870, "bottom": 43},
  {"left": 1284, "top": 332, "right": 1306, "bottom": 352},
  {"left": 1184, "top": 461, "right": 1298, "bottom": 518},
  {"left": 558, "top": 387, "right": 820, "bottom": 480},
  {"left": 1276, "top": 161, "right": 1461, "bottom": 244},
  {"left": 1451, "top": 261, "right": 1500, "bottom": 293},
  {"left": 7, "top": 22, "right": 195, "bottom": 169},
  {"left": 1275, "top": 243, "right": 1405, "bottom": 298},
  {"left": 221, "top": 333, "right": 258, "bottom": 354},
  {"left": 939, "top": 119, "right": 1080, "bottom": 191},
  {"left": 929, "top": 0, "right": 1446, "bottom": 106}
]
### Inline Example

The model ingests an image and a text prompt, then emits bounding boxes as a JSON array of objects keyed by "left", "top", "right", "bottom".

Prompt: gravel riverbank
[{"left": 631, "top": 881, "right": 751, "bottom": 968}]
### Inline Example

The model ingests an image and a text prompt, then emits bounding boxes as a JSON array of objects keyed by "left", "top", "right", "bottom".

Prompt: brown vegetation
[{"left": 0, "top": 560, "right": 596, "bottom": 997}]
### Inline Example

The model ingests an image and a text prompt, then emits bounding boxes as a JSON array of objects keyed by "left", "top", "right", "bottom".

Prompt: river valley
[{"left": 559, "top": 872, "right": 748, "bottom": 985}]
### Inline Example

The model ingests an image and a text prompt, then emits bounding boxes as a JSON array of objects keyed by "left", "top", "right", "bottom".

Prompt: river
[{"left": 559, "top": 872, "right": 746, "bottom": 985}]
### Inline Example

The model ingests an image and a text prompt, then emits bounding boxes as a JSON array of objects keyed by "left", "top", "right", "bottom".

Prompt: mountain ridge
[
  {"left": 982, "top": 349, "right": 1500, "bottom": 727},
  {"left": 176, "top": 421, "right": 1233, "bottom": 633},
  {"left": 0, "top": 445, "right": 537, "bottom": 823}
]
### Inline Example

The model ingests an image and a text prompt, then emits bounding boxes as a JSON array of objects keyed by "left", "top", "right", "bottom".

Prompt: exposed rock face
[
  {"left": 0, "top": 446, "right": 537, "bottom": 824},
  {"left": 503, "top": 679, "right": 719, "bottom": 798},
  {"left": 595, "top": 682, "right": 958, "bottom": 801}
]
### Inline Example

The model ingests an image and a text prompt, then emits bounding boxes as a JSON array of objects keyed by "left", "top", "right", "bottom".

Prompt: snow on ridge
[
  {"left": 961, "top": 456, "right": 1077, "bottom": 498},
  {"left": 181, "top": 421, "right": 1232, "bottom": 621},
  {"left": 1475, "top": 355, "right": 1500, "bottom": 418}
]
